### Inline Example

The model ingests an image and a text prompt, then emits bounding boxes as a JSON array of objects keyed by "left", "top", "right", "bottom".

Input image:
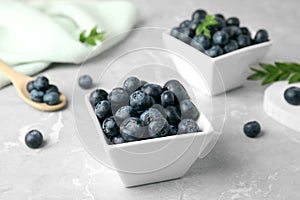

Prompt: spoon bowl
[{"left": 0, "top": 60, "right": 67, "bottom": 111}]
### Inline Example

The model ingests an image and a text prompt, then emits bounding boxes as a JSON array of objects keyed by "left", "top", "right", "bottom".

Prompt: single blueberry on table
[
  {"left": 114, "top": 105, "right": 137, "bottom": 126},
  {"left": 33, "top": 76, "right": 49, "bottom": 91},
  {"left": 164, "top": 80, "right": 190, "bottom": 102},
  {"left": 179, "top": 20, "right": 191, "bottom": 28},
  {"left": 170, "top": 27, "right": 181, "bottom": 39},
  {"left": 140, "top": 108, "right": 164, "bottom": 125},
  {"left": 192, "top": 9, "right": 207, "bottom": 20},
  {"left": 108, "top": 88, "right": 130, "bottom": 114},
  {"left": 111, "top": 135, "right": 125, "bottom": 144},
  {"left": 30, "top": 89, "right": 44, "bottom": 103},
  {"left": 90, "top": 89, "right": 108, "bottom": 106},
  {"left": 148, "top": 118, "right": 169, "bottom": 138},
  {"left": 190, "top": 34, "right": 211, "bottom": 51},
  {"left": 213, "top": 31, "right": 229, "bottom": 45},
  {"left": 254, "top": 29, "right": 269, "bottom": 44},
  {"left": 102, "top": 117, "right": 119, "bottom": 138},
  {"left": 237, "top": 34, "right": 251, "bottom": 48},
  {"left": 284, "top": 86, "right": 300, "bottom": 106},
  {"left": 180, "top": 99, "right": 200, "bottom": 121},
  {"left": 95, "top": 100, "right": 112, "bottom": 119},
  {"left": 46, "top": 84, "right": 59, "bottom": 94},
  {"left": 120, "top": 117, "right": 148, "bottom": 142},
  {"left": 130, "top": 90, "right": 154, "bottom": 113},
  {"left": 161, "top": 90, "right": 176, "bottom": 107},
  {"left": 165, "top": 106, "right": 181, "bottom": 127},
  {"left": 205, "top": 45, "right": 224, "bottom": 57},
  {"left": 178, "top": 119, "right": 201, "bottom": 134},
  {"left": 223, "top": 40, "right": 239, "bottom": 53},
  {"left": 168, "top": 125, "right": 178, "bottom": 136},
  {"left": 78, "top": 75, "right": 93, "bottom": 89},
  {"left": 26, "top": 81, "right": 35, "bottom": 93},
  {"left": 43, "top": 92, "right": 60, "bottom": 105},
  {"left": 177, "top": 27, "right": 193, "bottom": 44},
  {"left": 123, "top": 76, "right": 141, "bottom": 94},
  {"left": 25, "top": 130, "right": 43, "bottom": 149},
  {"left": 243, "top": 121, "right": 261, "bottom": 138},
  {"left": 226, "top": 17, "right": 240, "bottom": 27},
  {"left": 141, "top": 83, "right": 163, "bottom": 103}
]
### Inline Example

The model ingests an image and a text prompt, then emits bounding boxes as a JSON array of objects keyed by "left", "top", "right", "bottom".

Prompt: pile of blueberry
[
  {"left": 170, "top": 9, "right": 269, "bottom": 57},
  {"left": 90, "top": 77, "right": 201, "bottom": 144},
  {"left": 27, "top": 76, "right": 61, "bottom": 105}
]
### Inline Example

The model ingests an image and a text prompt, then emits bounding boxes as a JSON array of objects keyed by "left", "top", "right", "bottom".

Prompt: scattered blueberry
[
  {"left": 26, "top": 81, "right": 35, "bottom": 93},
  {"left": 243, "top": 121, "right": 261, "bottom": 138},
  {"left": 25, "top": 130, "right": 43, "bottom": 149},
  {"left": 284, "top": 86, "right": 300, "bottom": 106},
  {"left": 130, "top": 90, "right": 154, "bottom": 113},
  {"left": 95, "top": 100, "right": 112, "bottom": 119},
  {"left": 226, "top": 17, "right": 240, "bottom": 27},
  {"left": 102, "top": 117, "right": 119, "bottom": 138},
  {"left": 111, "top": 135, "right": 125, "bottom": 144},
  {"left": 90, "top": 89, "right": 108, "bottom": 106},
  {"left": 30, "top": 89, "right": 44, "bottom": 103},
  {"left": 140, "top": 108, "right": 164, "bottom": 125},
  {"left": 148, "top": 118, "right": 169, "bottom": 138},
  {"left": 108, "top": 88, "right": 130, "bottom": 113},
  {"left": 123, "top": 76, "right": 141, "bottom": 94},
  {"left": 120, "top": 117, "right": 148, "bottom": 142},
  {"left": 78, "top": 75, "right": 93, "bottom": 89},
  {"left": 180, "top": 99, "right": 200, "bottom": 121},
  {"left": 43, "top": 92, "right": 60, "bottom": 105},
  {"left": 33, "top": 76, "right": 49, "bottom": 91},
  {"left": 141, "top": 83, "right": 163, "bottom": 103},
  {"left": 254, "top": 29, "right": 269, "bottom": 43},
  {"left": 223, "top": 40, "right": 239, "bottom": 53},
  {"left": 165, "top": 106, "right": 181, "bottom": 126},
  {"left": 192, "top": 9, "right": 207, "bottom": 20},
  {"left": 213, "top": 31, "right": 229, "bottom": 45},
  {"left": 178, "top": 119, "right": 201, "bottom": 134},
  {"left": 164, "top": 80, "right": 190, "bottom": 102}
]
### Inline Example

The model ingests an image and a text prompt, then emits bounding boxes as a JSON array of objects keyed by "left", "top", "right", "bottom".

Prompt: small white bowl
[{"left": 162, "top": 32, "right": 272, "bottom": 96}]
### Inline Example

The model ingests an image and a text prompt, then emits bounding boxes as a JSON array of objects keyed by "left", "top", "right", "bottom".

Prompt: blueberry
[
  {"left": 108, "top": 88, "right": 130, "bottom": 113},
  {"left": 102, "top": 117, "right": 119, "bottom": 138},
  {"left": 180, "top": 100, "right": 200, "bottom": 121},
  {"left": 168, "top": 125, "right": 178, "bottom": 136},
  {"left": 224, "top": 40, "right": 239, "bottom": 53},
  {"left": 230, "top": 26, "right": 242, "bottom": 38},
  {"left": 237, "top": 34, "right": 251, "bottom": 48},
  {"left": 284, "top": 86, "right": 300, "bottom": 105},
  {"left": 140, "top": 108, "right": 164, "bottom": 125},
  {"left": 178, "top": 119, "right": 201, "bottom": 134},
  {"left": 45, "top": 84, "right": 59, "bottom": 94},
  {"left": 207, "top": 25, "right": 219, "bottom": 36},
  {"left": 148, "top": 118, "right": 169, "bottom": 138},
  {"left": 30, "top": 89, "right": 44, "bottom": 103},
  {"left": 25, "top": 130, "right": 43, "bottom": 149},
  {"left": 179, "top": 20, "right": 191, "bottom": 28},
  {"left": 213, "top": 31, "right": 229, "bottom": 45},
  {"left": 254, "top": 29, "right": 269, "bottom": 44},
  {"left": 130, "top": 90, "right": 154, "bottom": 113},
  {"left": 170, "top": 27, "right": 181, "bottom": 38},
  {"left": 95, "top": 100, "right": 112, "bottom": 119},
  {"left": 189, "top": 19, "right": 201, "bottom": 34},
  {"left": 205, "top": 45, "right": 224, "bottom": 57},
  {"left": 111, "top": 135, "right": 125, "bottom": 144},
  {"left": 226, "top": 17, "right": 240, "bottom": 27},
  {"left": 192, "top": 9, "right": 207, "bottom": 20},
  {"left": 214, "top": 16, "right": 226, "bottom": 29},
  {"left": 123, "top": 76, "right": 141, "bottom": 94},
  {"left": 190, "top": 34, "right": 211, "bottom": 51},
  {"left": 120, "top": 117, "right": 148, "bottom": 142},
  {"left": 43, "top": 92, "right": 60, "bottom": 105},
  {"left": 78, "top": 75, "right": 93, "bottom": 89},
  {"left": 151, "top": 104, "right": 168, "bottom": 118},
  {"left": 222, "top": 26, "right": 235, "bottom": 38},
  {"left": 90, "top": 89, "right": 108, "bottom": 106},
  {"left": 240, "top": 27, "right": 251, "bottom": 38},
  {"left": 27, "top": 81, "right": 35, "bottom": 93},
  {"left": 243, "top": 121, "right": 261, "bottom": 138},
  {"left": 141, "top": 83, "right": 163, "bottom": 103},
  {"left": 177, "top": 27, "right": 193, "bottom": 43},
  {"left": 33, "top": 76, "right": 49, "bottom": 91},
  {"left": 215, "top": 13, "right": 225, "bottom": 20},
  {"left": 114, "top": 106, "right": 137, "bottom": 126},
  {"left": 161, "top": 90, "right": 176, "bottom": 107},
  {"left": 165, "top": 106, "right": 181, "bottom": 126},
  {"left": 164, "top": 80, "right": 190, "bottom": 102}
]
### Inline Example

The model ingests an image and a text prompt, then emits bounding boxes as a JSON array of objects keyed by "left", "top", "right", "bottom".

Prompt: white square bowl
[
  {"left": 162, "top": 32, "right": 272, "bottom": 96},
  {"left": 85, "top": 94, "right": 214, "bottom": 187}
]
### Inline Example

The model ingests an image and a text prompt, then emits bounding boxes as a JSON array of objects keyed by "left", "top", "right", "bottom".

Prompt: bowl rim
[
  {"left": 85, "top": 93, "right": 214, "bottom": 150},
  {"left": 162, "top": 31, "right": 272, "bottom": 61}
]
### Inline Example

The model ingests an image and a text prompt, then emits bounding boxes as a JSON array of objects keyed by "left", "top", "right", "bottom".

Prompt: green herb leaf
[
  {"left": 79, "top": 26, "right": 105, "bottom": 46},
  {"left": 195, "top": 14, "right": 218, "bottom": 38},
  {"left": 247, "top": 62, "right": 300, "bottom": 85}
]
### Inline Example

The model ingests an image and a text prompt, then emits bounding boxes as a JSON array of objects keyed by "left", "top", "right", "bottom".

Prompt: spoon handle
[{"left": 0, "top": 60, "right": 28, "bottom": 85}]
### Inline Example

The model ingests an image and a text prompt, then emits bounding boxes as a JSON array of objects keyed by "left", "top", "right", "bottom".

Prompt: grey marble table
[{"left": 1, "top": 0, "right": 300, "bottom": 199}]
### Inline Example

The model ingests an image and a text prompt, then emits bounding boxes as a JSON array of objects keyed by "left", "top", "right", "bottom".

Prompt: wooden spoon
[{"left": 0, "top": 60, "right": 67, "bottom": 111}]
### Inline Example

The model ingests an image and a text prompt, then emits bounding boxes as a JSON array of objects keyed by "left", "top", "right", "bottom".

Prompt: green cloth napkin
[{"left": 0, "top": 0, "right": 138, "bottom": 88}]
